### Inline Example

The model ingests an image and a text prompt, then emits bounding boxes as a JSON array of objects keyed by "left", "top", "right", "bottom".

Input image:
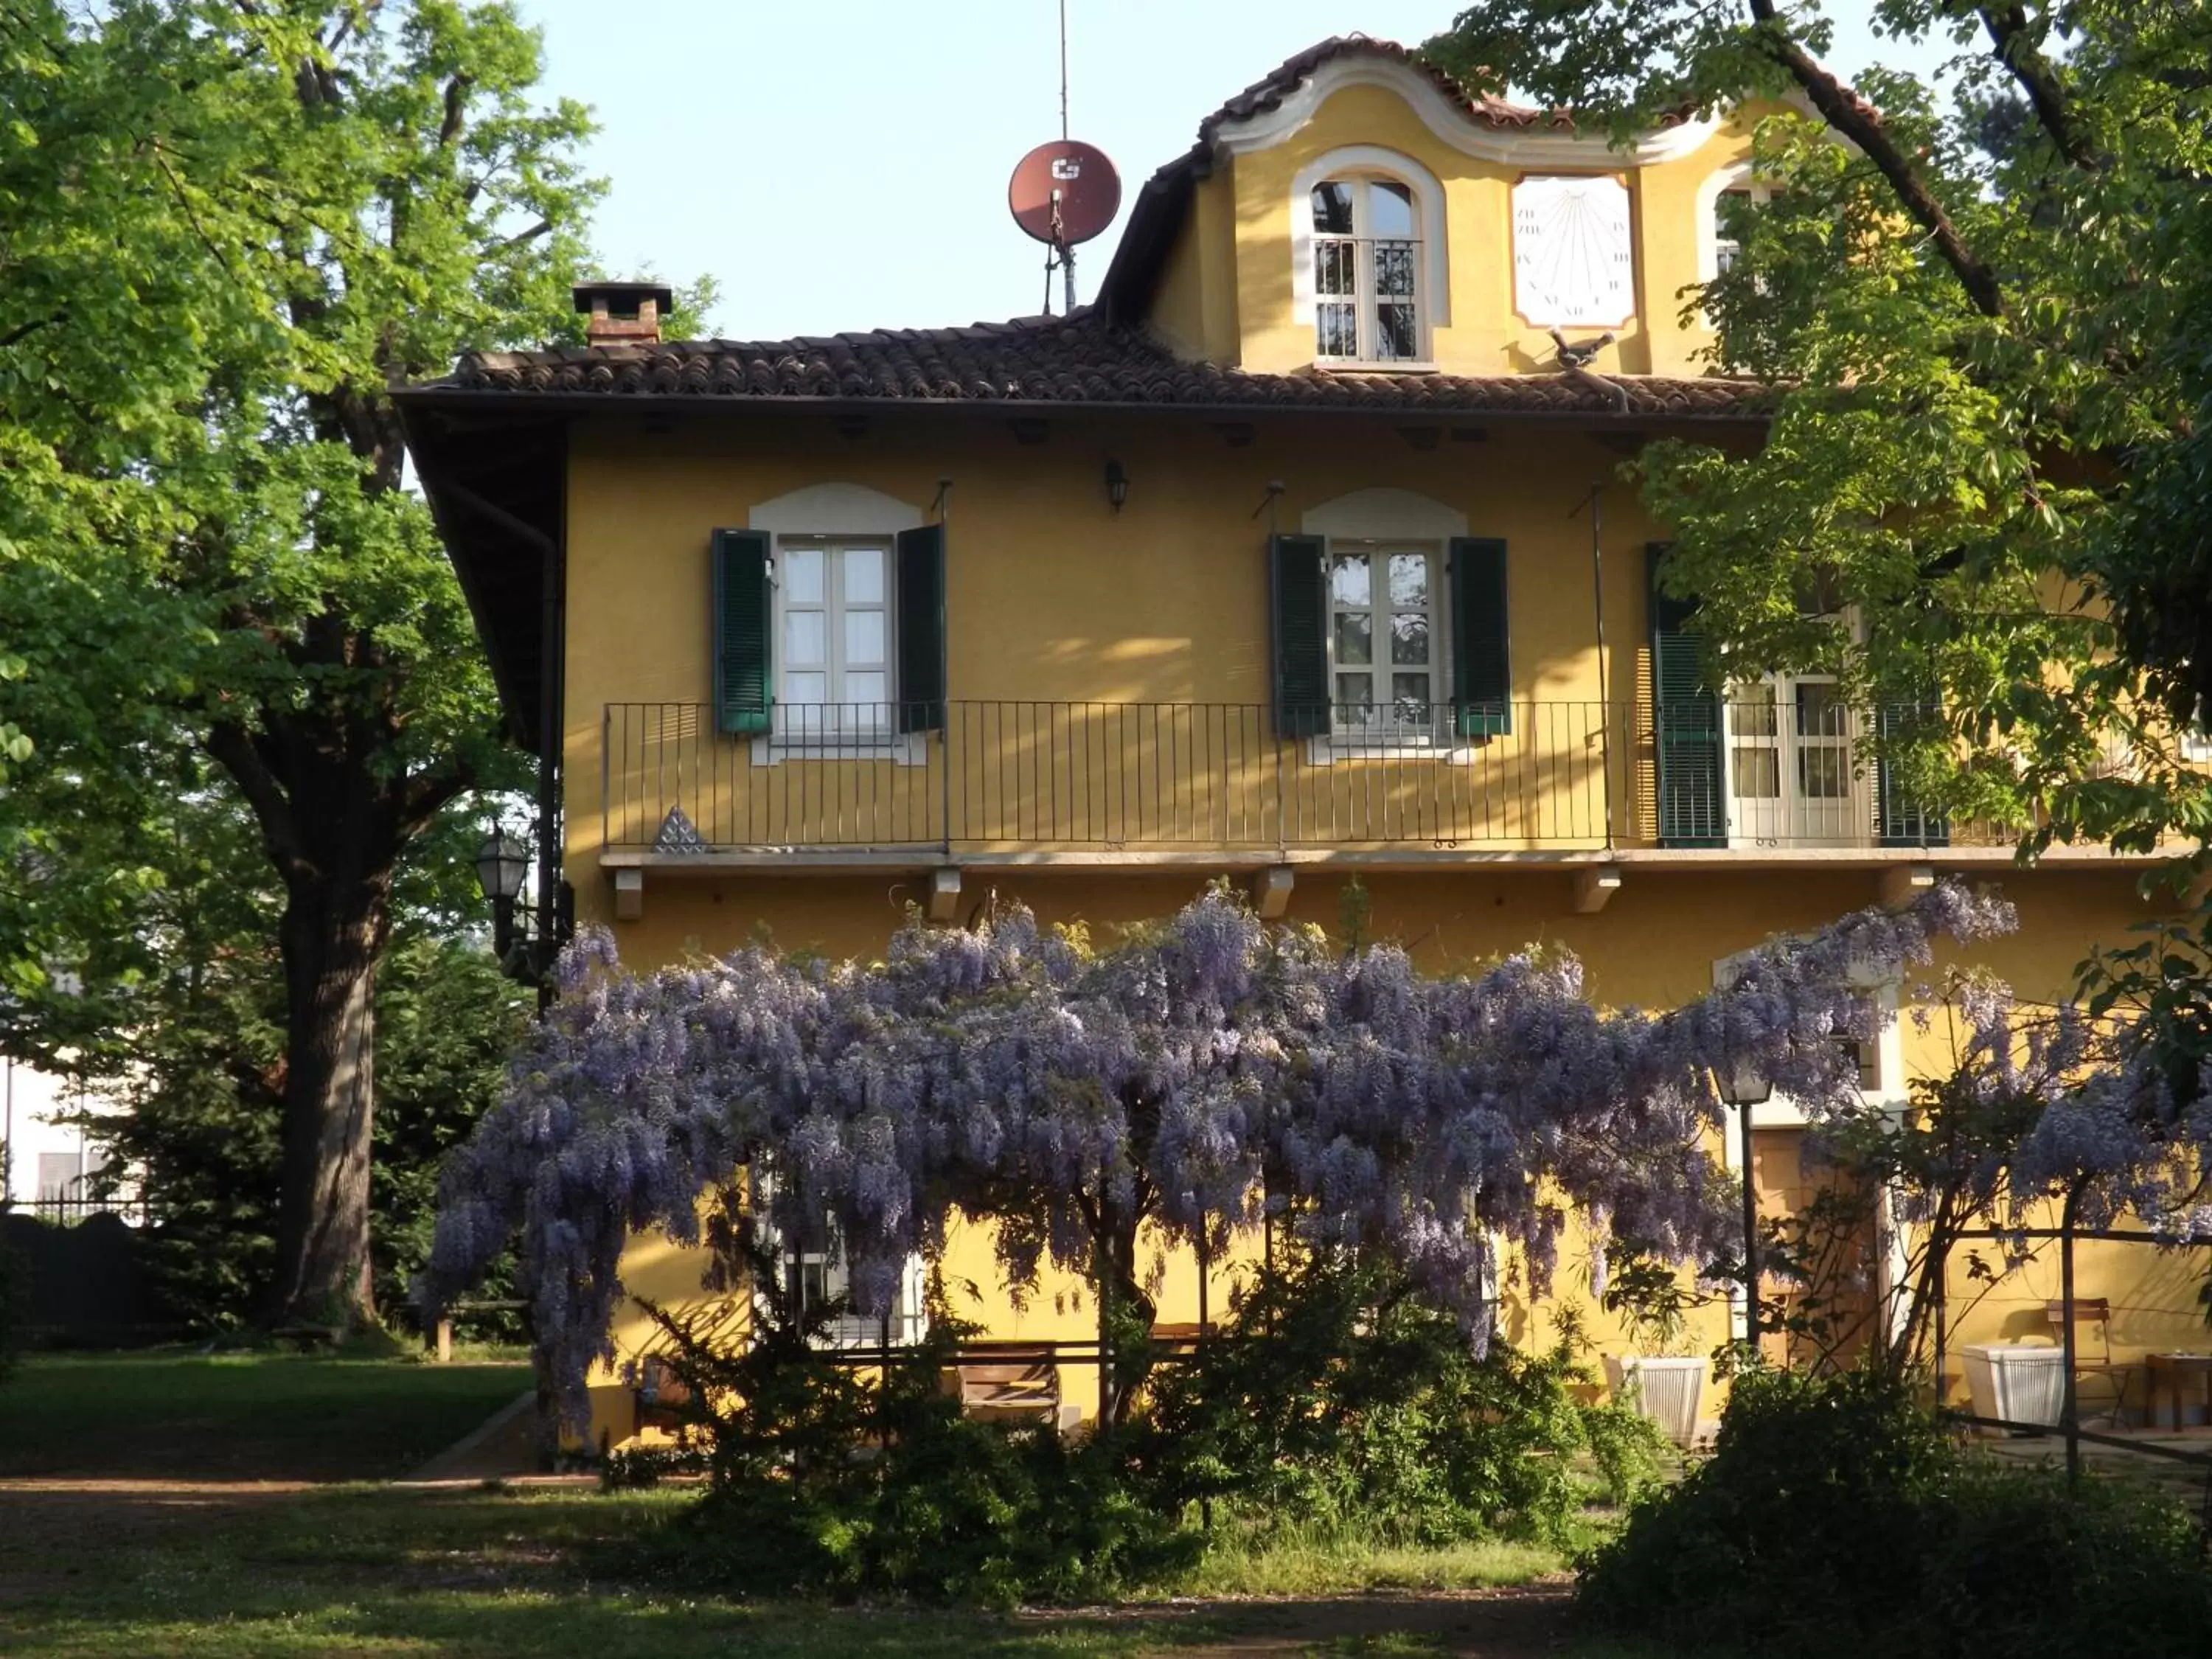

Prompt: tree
[
  {"left": 72, "top": 782, "right": 533, "bottom": 1328},
  {"left": 427, "top": 884, "right": 2011, "bottom": 1427},
  {"left": 1424, "top": 2, "right": 2212, "bottom": 858},
  {"left": 0, "top": 1, "right": 599, "bottom": 1325}
]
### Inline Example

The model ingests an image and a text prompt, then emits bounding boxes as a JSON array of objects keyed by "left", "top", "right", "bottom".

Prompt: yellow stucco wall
[
  {"left": 569, "top": 781, "right": 2178, "bottom": 1441},
  {"left": 1148, "top": 170, "right": 1242, "bottom": 363},
  {"left": 549, "top": 63, "right": 2188, "bottom": 1448},
  {"left": 1213, "top": 83, "right": 1767, "bottom": 379},
  {"left": 565, "top": 410, "right": 1719, "bottom": 883}
]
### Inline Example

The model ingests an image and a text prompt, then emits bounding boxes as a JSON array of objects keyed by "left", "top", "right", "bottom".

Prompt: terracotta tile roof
[
  {"left": 1196, "top": 35, "right": 1572, "bottom": 142},
  {"left": 446, "top": 310, "right": 1765, "bottom": 422}
]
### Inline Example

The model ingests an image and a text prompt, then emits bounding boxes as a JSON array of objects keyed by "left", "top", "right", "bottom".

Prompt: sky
[{"left": 521, "top": 1, "right": 1952, "bottom": 342}]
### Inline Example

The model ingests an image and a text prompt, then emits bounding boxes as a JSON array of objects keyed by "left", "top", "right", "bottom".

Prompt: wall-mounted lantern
[
  {"left": 476, "top": 824, "right": 568, "bottom": 993},
  {"left": 1103, "top": 458, "right": 1129, "bottom": 514}
]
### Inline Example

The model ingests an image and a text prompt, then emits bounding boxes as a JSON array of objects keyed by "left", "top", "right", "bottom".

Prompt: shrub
[
  {"left": 0, "top": 1232, "right": 21, "bottom": 1380},
  {"left": 1138, "top": 1253, "right": 1665, "bottom": 1549},
  {"left": 622, "top": 1223, "right": 1658, "bottom": 1604},
  {"left": 1578, "top": 1365, "right": 2212, "bottom": 1658},
  {"left": 617, "top": 1223, "right": 1192, "bottom": 1606}
]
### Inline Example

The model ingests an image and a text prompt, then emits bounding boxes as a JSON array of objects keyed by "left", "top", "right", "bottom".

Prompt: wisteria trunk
[{"left": 1095, "top": 1197, "right": 1155, "bottom": 1428}]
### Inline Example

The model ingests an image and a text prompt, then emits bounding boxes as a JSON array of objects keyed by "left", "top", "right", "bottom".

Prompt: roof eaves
[{"left": 391, "top": 381, "right": 1774, "bottom": 428}]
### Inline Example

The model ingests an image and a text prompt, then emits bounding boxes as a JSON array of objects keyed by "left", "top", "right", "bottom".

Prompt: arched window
[
  {"left": 1310, "top": 175, "right": 1422, "bottom": 362},
  {"left": 1697, "top": 164, "right": 1777, "bottom": 285}
]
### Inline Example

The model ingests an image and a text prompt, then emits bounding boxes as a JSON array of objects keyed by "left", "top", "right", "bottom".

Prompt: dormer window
[
  {"left": 1699, "top": 168, "right": 1778, "bottom": 285},
  {"left": 1714, "top": 184, "right": 1775, "bottom": 276},
  {"left": 1311, "top": 176, "right": 1422, "bottom": 364}
]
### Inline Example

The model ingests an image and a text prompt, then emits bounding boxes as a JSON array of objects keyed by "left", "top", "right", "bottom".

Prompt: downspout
[{"left": 439, "top": 473, "right": 564, "bottom": 1014}]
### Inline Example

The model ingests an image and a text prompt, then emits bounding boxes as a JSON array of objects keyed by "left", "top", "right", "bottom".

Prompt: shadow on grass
[
  {"left": 0, "top": 1484, "right": 1581, "bottom": 1658},
  {"left": 0, "top": 1351, "right": 532, "bottom": 1481}
]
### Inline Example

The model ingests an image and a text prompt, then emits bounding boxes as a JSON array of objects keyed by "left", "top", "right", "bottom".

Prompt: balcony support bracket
[
  {"left": 613, "top": 867, "right": 645, "bottom": 922},
  {"left": 1571, "top": 863, "right": 1623, "bottom": 915},
  {"left": 1878, "top": 863, "right": 1935, "bottom": 910},
  {"left": 1251, "top": 865, "right": 1295, "bottom": 919},
  {"left": 927, "top": 866, "right": 963, "bottom": 924}
]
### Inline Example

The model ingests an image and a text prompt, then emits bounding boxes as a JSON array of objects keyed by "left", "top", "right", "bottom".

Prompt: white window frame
[
  {"left": 1290, "top": 146, "right": 1447, "bottom": 369},
  {"left": 1300, "top": 490, "right": 1482, "bottom": 763},
  {"left": 1326, "top": 540, "right": 1448, "bottom": 737},
  {"left": 1695, "top": 163, "right": 1776, "bottom": 286},
  {"left": 773, "top": 536, "right": 894, "bottom": 742},
  {"left": 748, "top": 1167, "right": 930, "bottom": 1351},
  {"left": 1722, "top": 672, "right": 1871, "bottom": 849},
  {"left": 745, "top": 483, "right": 927, "bottom": 767}
]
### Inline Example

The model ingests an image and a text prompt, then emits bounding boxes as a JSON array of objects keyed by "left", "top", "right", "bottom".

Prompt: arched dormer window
[
  {"left": 1292, "top": 147, "right": 1447, "bottom": 368},
  {"left": 1696, "top": 161, "right": 1776, "bottom": 286},
  {"left": 1312, "top": 176, "right": 1418, "bottom": 360}
]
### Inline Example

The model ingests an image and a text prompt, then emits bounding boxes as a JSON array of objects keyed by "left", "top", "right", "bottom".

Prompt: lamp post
[{"left": 1717, "top": 1059, "right": 1772, "bottom": 1354}]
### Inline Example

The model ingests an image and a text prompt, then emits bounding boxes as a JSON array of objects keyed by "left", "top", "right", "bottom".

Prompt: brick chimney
[{"left": 573, "top": 280, "right": 676, "bottom": 347}]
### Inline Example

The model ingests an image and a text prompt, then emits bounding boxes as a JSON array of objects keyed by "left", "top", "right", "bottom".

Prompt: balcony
[{"left": 599, "top": 700, "right": 2023, "bottom": 874}]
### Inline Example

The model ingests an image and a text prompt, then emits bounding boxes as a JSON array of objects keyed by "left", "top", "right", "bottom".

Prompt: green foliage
[
  {"left": 622, "top": 1230, "right": 1652, "bottom": 1606},
  {"left": 85, "top": 917, "right": 529, "bottom": 1330},
  {"left": 1141, "top": 1255, "right": 1663, "bottom": 1549},
  {"left": 368, "top": 931, "right": 533, "bottom": 1321},
  {"left": 1579, "top": 1366, "right": 2212, "bottom": 1657},
  {"left": 0, "top": 0, "right": 650, "bottom": 1320},
  {"left": 1594, "top": 1245, "right": 1711, "bottom": 1359},
  {"left": 1425, "top": 3, "right": 2212, "bottom": 858},
  {"left": 627, "top": 1221, "right": 1193, "bottom": 1606},
  {"left": 0, "top": 1231, "right": 22, "bottom": 1383}
]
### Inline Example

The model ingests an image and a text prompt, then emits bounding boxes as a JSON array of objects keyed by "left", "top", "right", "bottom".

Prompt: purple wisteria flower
[{"left": 425, "top": 882, "right": 2043, "bottom": 1427}]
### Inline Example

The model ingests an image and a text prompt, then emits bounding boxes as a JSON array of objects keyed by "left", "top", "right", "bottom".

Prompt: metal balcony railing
[{"left": 602, "top": 700, "right": 1999, "bottom": 857}]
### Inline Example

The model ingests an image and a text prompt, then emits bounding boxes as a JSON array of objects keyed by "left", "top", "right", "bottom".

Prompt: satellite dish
[{"left": 1008, "top": 139, "right": 1121, "bottom": 248}]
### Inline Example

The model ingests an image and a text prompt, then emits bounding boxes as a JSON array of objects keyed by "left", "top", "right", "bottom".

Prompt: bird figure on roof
[{"left": 1551, "top": 329, "right": 1614, "bottom": 370}]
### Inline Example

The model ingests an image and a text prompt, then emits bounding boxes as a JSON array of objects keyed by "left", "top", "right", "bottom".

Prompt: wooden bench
[
  {"left": 632, "top": 1355, "right": 696, "bottom": 1436},
  {"left": 430, "top": 1298, "right": 529, "bottom": 1362},
  {"left": 950, "top": 1359, "right": 1060, "bottom": 1419},
  {"left": 943, "top": 1343, "right": 1082, "bottom": 1431}
]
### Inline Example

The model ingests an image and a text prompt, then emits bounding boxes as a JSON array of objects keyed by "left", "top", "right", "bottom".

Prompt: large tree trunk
[{"left": 265, "top": 871, "right": 392, "bottom": 1328}]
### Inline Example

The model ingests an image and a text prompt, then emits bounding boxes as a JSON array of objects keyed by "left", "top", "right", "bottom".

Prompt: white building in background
[{"left": 2, "top": 1056, "right": 125, "bottom": 1211}]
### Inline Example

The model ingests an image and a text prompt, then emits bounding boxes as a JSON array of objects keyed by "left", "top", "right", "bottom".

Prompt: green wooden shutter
[
  {"left": 894, "top": 524, "right": 946, "bottom": 734},
  {"left": 1447, "top": 538, "right": 1511, "bottom": 737},
  {"left": 712, "top": 528, "right": 773, "bottom": 736},
  {"left": 1649, "top": 543, "right": 1725, "bottom": 847},
  {"left": 1270, "top": 533, "right": 1329, "bottom": 740},
  {"left": 1876, "top": 698, "right": 1950, "bottom": 846}
]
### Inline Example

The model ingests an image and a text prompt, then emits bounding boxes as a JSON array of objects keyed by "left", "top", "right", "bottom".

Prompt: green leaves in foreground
[{"left": 1426, "top": 3, "right": 2212, "bottom": 858}]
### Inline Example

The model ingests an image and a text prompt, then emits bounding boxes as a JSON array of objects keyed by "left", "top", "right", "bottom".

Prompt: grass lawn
[
  {"left": 0, "top": 1481, "right": 1581, "bottom": 1658},
  {"left": 0, "top": 1352, "right": 1593, "bottom": 1657},
  {"left": 0, "top": 1350, "right": 530, "bottom": 1481}
]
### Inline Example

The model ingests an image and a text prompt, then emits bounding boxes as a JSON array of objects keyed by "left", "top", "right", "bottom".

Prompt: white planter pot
[
  {"left": 1961, "top": 1343, "right": 2066, "bottom": 1428},
  {"left": 1604, "top": 1354, "right": 1708, "bottom": 1447}
]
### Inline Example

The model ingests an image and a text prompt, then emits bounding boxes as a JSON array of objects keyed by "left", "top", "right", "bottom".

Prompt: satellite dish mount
[
  {"left": 1006, "top": 7, "right": 1119, "bottom": 314},
  {"left": 1009, "top": 141, "right": 1120, "bottom": 314}
]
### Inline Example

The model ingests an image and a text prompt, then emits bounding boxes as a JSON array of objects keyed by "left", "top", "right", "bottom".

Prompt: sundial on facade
[{"left": 1512, "top": 174, "right": 1636, "bottom": 330}]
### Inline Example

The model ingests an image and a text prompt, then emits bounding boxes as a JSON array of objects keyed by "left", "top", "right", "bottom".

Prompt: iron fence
[{"left": 5, "top": 1193, "right": 155, "bottom": 1228}]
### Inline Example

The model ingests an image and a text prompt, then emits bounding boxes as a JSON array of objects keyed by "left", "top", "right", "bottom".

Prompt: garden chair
[{"left": 2045, "top": 1298, "right": 2136, "bottom": 1427}]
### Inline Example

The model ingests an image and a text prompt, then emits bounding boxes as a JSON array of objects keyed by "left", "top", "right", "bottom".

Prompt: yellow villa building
[{"left": 400, "top": 38, "right": 2203, "bottom": 1448}]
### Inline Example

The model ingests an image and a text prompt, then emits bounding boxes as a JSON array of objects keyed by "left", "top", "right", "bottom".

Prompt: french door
[{"left": 1725, "top": 678, "right": 1868, "bottom": 846}]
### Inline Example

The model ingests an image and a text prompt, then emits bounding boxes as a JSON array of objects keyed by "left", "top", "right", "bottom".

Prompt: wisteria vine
[{"left": 427, "top": 881, "right": 2020, "bottom": 1426}]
